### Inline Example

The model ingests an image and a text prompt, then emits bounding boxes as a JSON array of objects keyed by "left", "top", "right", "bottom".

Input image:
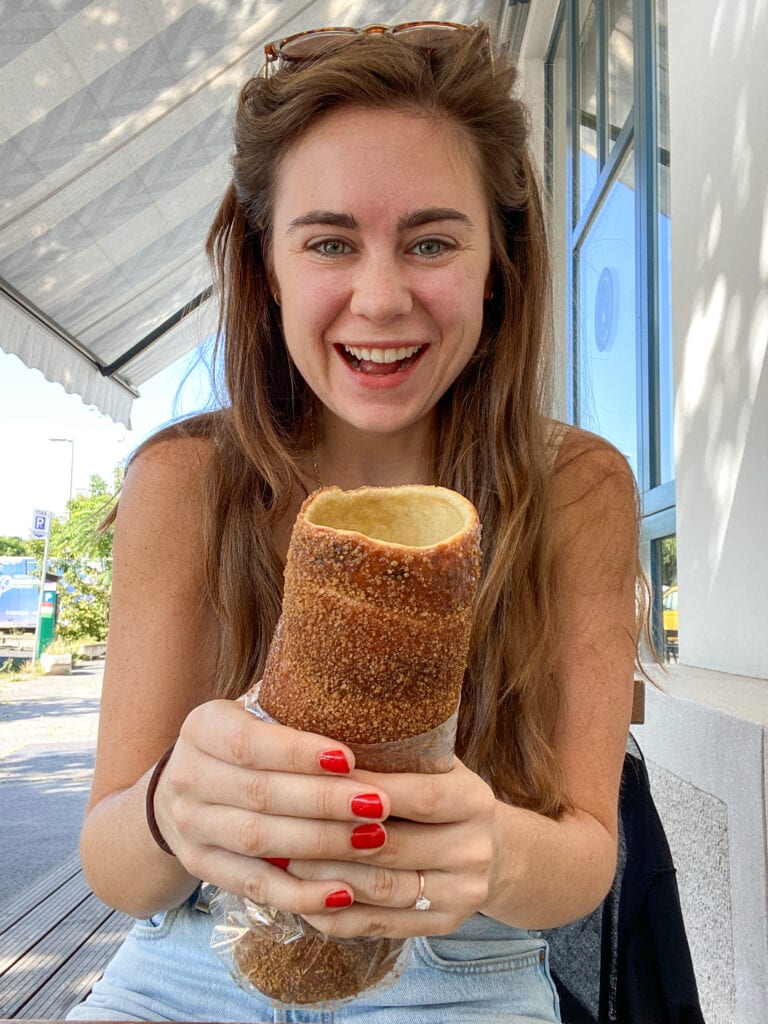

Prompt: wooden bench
[{"left": 0, "top": 852, "right": 132, "bottom": 1020}]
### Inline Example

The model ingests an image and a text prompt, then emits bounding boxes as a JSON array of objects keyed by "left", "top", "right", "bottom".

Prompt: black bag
[{"left": 544, "top": 735, "right": 705, "bottom": 1024}]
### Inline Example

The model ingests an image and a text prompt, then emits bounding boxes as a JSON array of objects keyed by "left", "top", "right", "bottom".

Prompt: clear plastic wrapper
[
  {"left": 210, "top": 887, "right": 410, "bottom": 1009},
  {"left": 209, "top": 687, "right": 458, "bottom": 1009}
]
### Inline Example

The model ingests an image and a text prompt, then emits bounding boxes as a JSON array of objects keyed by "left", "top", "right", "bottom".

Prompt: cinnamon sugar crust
[{"left": 259, "top": 485, "right": 482, "bottom": 744}]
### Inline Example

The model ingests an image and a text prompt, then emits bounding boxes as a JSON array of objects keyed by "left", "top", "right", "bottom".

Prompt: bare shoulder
[
  {"left": 545, "top": 423, "right": 639, "bottom": 594},
  {"left": 115, "top": 436, "right": 213, "bottom": 563},
  {"left": 119, "top": 434, "right": 213, "bottom": 517},
  {"left": 547, "top": 422, "right": 637, "bottom": 516},
  {"left": 110, "top": 432, "right": 218, "bottom": 637}
]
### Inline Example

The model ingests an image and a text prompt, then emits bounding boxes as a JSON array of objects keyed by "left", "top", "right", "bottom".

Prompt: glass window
[
  {"left": 576, "top": 151, "right": 638, "bottom": 475},
  {"left": 608, "top": 0, "right": 634, "bottom": 150},
  {"left": 547, "top": 0, "right": 676, "bottom": 657},
  {"left": 578, "top": 0, "right": 599, "bottom": 218},
  {"left": 653, "top": 534, "right": 678, "bottom": 662}
]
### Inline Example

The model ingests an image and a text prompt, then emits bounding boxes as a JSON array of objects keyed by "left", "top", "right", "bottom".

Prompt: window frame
[{"left": 546, "top": 0, "right": 676, "bottom": 650}]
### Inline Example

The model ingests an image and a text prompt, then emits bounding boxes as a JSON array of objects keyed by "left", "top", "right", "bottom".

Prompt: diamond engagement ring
[{"left": 413, "top": 870, "right": 431, "bottom": 911}]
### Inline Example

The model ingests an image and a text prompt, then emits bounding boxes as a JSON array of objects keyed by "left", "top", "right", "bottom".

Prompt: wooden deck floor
[{"left": 0, "top": 852, "right": 132, "bottom": 1020}]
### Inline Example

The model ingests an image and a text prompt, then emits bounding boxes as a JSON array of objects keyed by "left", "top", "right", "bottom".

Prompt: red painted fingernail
[
  {"left": 264, "top": 857, "right": 290, "bottom": 871},
  {"left": 351, "top": 793, "right": 384, "bottom": 818},
  {"left": 319, "top": 749, "right": 350, "bottom": 774},
  {"left": 325, "top": 889, "right": 353, "bottom": 908},
  {"left": 351, "top": 823, "right": 386, "bottom": 849}
]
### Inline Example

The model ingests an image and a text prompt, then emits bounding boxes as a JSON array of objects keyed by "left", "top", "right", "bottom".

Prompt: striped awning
[{"left": 0, "top": 0, "right": 524, "bottom": 426}]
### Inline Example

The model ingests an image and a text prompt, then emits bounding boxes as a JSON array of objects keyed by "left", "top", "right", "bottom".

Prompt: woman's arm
[
  {"left": 78, "top": 437, "right": 222, "bottom": 913},
  {"left": 484, "top": 428, "right": 639, "bottom": 926}
]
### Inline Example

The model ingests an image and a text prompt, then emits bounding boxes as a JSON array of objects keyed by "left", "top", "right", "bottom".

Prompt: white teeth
[{"left": 343, "top": 345, "right": 422, "bottom": 363}]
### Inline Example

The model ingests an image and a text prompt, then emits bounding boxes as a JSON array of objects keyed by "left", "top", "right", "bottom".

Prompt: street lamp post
[{"left": 48, "top": 437, "right": 74, "bottom": 504}]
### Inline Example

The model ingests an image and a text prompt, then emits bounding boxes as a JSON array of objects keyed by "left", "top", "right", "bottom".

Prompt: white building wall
[
  {"left": 655, "top": 7, "right": 768, "bottom": 1019},
  {"left": 669, "top": 0, "right": 768, "bottom": 680}
]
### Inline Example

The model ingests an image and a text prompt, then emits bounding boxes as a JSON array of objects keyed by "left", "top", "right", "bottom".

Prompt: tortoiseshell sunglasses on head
[{"left": 264, "top": 22, "right": 476, "bottom": 73}]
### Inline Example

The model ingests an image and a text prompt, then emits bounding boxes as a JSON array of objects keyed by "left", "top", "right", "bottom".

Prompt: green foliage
[
  {"left": 660, "top": 536, "right": 677, "bottom": 588},
  {"left": 26, "top": 537, "right": 45, "bottom": 562},
  {"left": 42, "top": 636, "right": 78, "bottom": 656},
  {"left": 0, "top": 536, "right": 30, "bottom": 556},
  {"left": 0, "top": 535, "right": 43, "bottom": 560},
  {"left": 55, "top": 567, "right": 111, "bottom": 643},
  {"left": 0, "top": 657, "right": 43, "bottom": 683},
  {"left": 48, "top": 468, "right": 122, "bottom": 643},
  {"left": 51, "top": 472, "right": 119, "bottom": 569}
]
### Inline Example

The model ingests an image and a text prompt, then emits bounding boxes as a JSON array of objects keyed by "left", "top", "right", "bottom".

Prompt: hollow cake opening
[{"left": 305, "top": 485, "right": 473, "bottom": 548}]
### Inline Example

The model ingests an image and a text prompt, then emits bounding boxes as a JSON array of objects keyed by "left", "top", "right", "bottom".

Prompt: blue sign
[
  {"left": 0, "top": 574, "right": 39, "bottom": 629},
  {"left": 31, "top": 509, "right": 51, "bottom": 539}
]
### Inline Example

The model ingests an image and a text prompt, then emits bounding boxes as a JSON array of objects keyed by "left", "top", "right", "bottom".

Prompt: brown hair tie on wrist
[{"left": 145, "top": 743, "right": 177, "bottom": 855}]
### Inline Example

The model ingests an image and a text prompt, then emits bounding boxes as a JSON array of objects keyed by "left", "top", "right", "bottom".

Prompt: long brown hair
[{"left": 138, "top": 27, "right": 570, "bottom": 816}]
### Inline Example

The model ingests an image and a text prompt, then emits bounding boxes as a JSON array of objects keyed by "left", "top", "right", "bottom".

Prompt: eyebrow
[
  {"left": 285, "top": 207, "right": 474, "bottom": 233},
  {"left": 287, "top": 211, "right": 358, "bottom": 232},
  {"left": 397, "top": 208, "right": 474, "bottom": 231}
]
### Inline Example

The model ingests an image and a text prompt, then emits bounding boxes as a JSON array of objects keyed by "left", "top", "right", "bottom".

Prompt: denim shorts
[{"left": 67, "top": 888, "right": 561, "bottom": 1023}]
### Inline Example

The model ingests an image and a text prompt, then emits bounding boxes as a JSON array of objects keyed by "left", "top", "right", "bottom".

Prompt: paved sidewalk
[{"left": 0, "top": 661, "right": 103, "bottom": 894}]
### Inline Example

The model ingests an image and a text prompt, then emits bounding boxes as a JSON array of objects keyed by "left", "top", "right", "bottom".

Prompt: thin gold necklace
[{"left": 308, "top": 405, "right": 324, "bottom": 490}]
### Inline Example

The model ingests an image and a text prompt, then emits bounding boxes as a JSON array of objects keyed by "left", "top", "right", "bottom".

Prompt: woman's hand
[
  {"left": 151, "top": 698, "right": 395, "bottom": 916},
  {"left": 288, "top": 759, "right": 499, "bottom": 938},
  {"left": 152, "top": 698, "right": 499, "bottom": 937}
]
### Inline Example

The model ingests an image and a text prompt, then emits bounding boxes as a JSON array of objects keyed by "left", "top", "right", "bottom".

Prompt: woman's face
[{"left": 270, "top": 106, "right": 493, "bottom": 439}]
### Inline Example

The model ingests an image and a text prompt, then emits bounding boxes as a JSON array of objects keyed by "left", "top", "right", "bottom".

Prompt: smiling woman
[
  {"left": 269, "top": 106, "right": 492, "bottom": 443},
  {"left": 68, "top": 22, "right": 642, "bottom": 1024}
]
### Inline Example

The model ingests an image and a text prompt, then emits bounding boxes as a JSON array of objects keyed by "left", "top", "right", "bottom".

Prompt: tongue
[{"left": 356, "top": 358, "right": 402, "bottom": 376}]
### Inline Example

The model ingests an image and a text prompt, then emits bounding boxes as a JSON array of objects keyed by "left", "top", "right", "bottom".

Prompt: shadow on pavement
[
  {"left": 0, "top": 696, "right": 101, "bottom": 723},
  {"left": 1, "top": 744, "right": 95, "bottom": 894}
]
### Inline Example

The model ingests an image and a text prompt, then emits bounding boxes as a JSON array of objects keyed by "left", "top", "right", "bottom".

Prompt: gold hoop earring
[{"left": 273, "top": 291, "right": 281, "bottom": 306}]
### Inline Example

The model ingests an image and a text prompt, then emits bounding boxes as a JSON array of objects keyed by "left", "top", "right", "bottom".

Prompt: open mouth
[{"left": 338, "top": 344, "right": 425, "bottom": 376}]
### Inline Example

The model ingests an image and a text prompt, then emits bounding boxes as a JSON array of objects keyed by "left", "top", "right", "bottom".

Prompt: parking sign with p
[{"left": 31, "top": 509, "right": 51, "bottom": 539}]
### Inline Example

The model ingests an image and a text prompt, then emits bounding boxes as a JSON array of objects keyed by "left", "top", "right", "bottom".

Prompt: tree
[
  {"left": 48, "top": 468, "right": 122, "bottom": 643},
  {"left": 0, "top": 536, "right": 30, "bottom": 556},
  {"left": 51, "top": 473, "right": 118, "bottom": 569}
]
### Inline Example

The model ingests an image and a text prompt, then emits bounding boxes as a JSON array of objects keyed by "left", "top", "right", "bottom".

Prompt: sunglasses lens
[
  {"left": 392, "top": 23, "right": 468, "bottom": 49},
  {"left": 280, "top": 29, "right": 357, "bottom": 59}
]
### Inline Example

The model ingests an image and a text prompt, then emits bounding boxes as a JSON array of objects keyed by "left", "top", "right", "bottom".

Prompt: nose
[{"left": 349, "top": 253, "right": 413, "bottom": 322}]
